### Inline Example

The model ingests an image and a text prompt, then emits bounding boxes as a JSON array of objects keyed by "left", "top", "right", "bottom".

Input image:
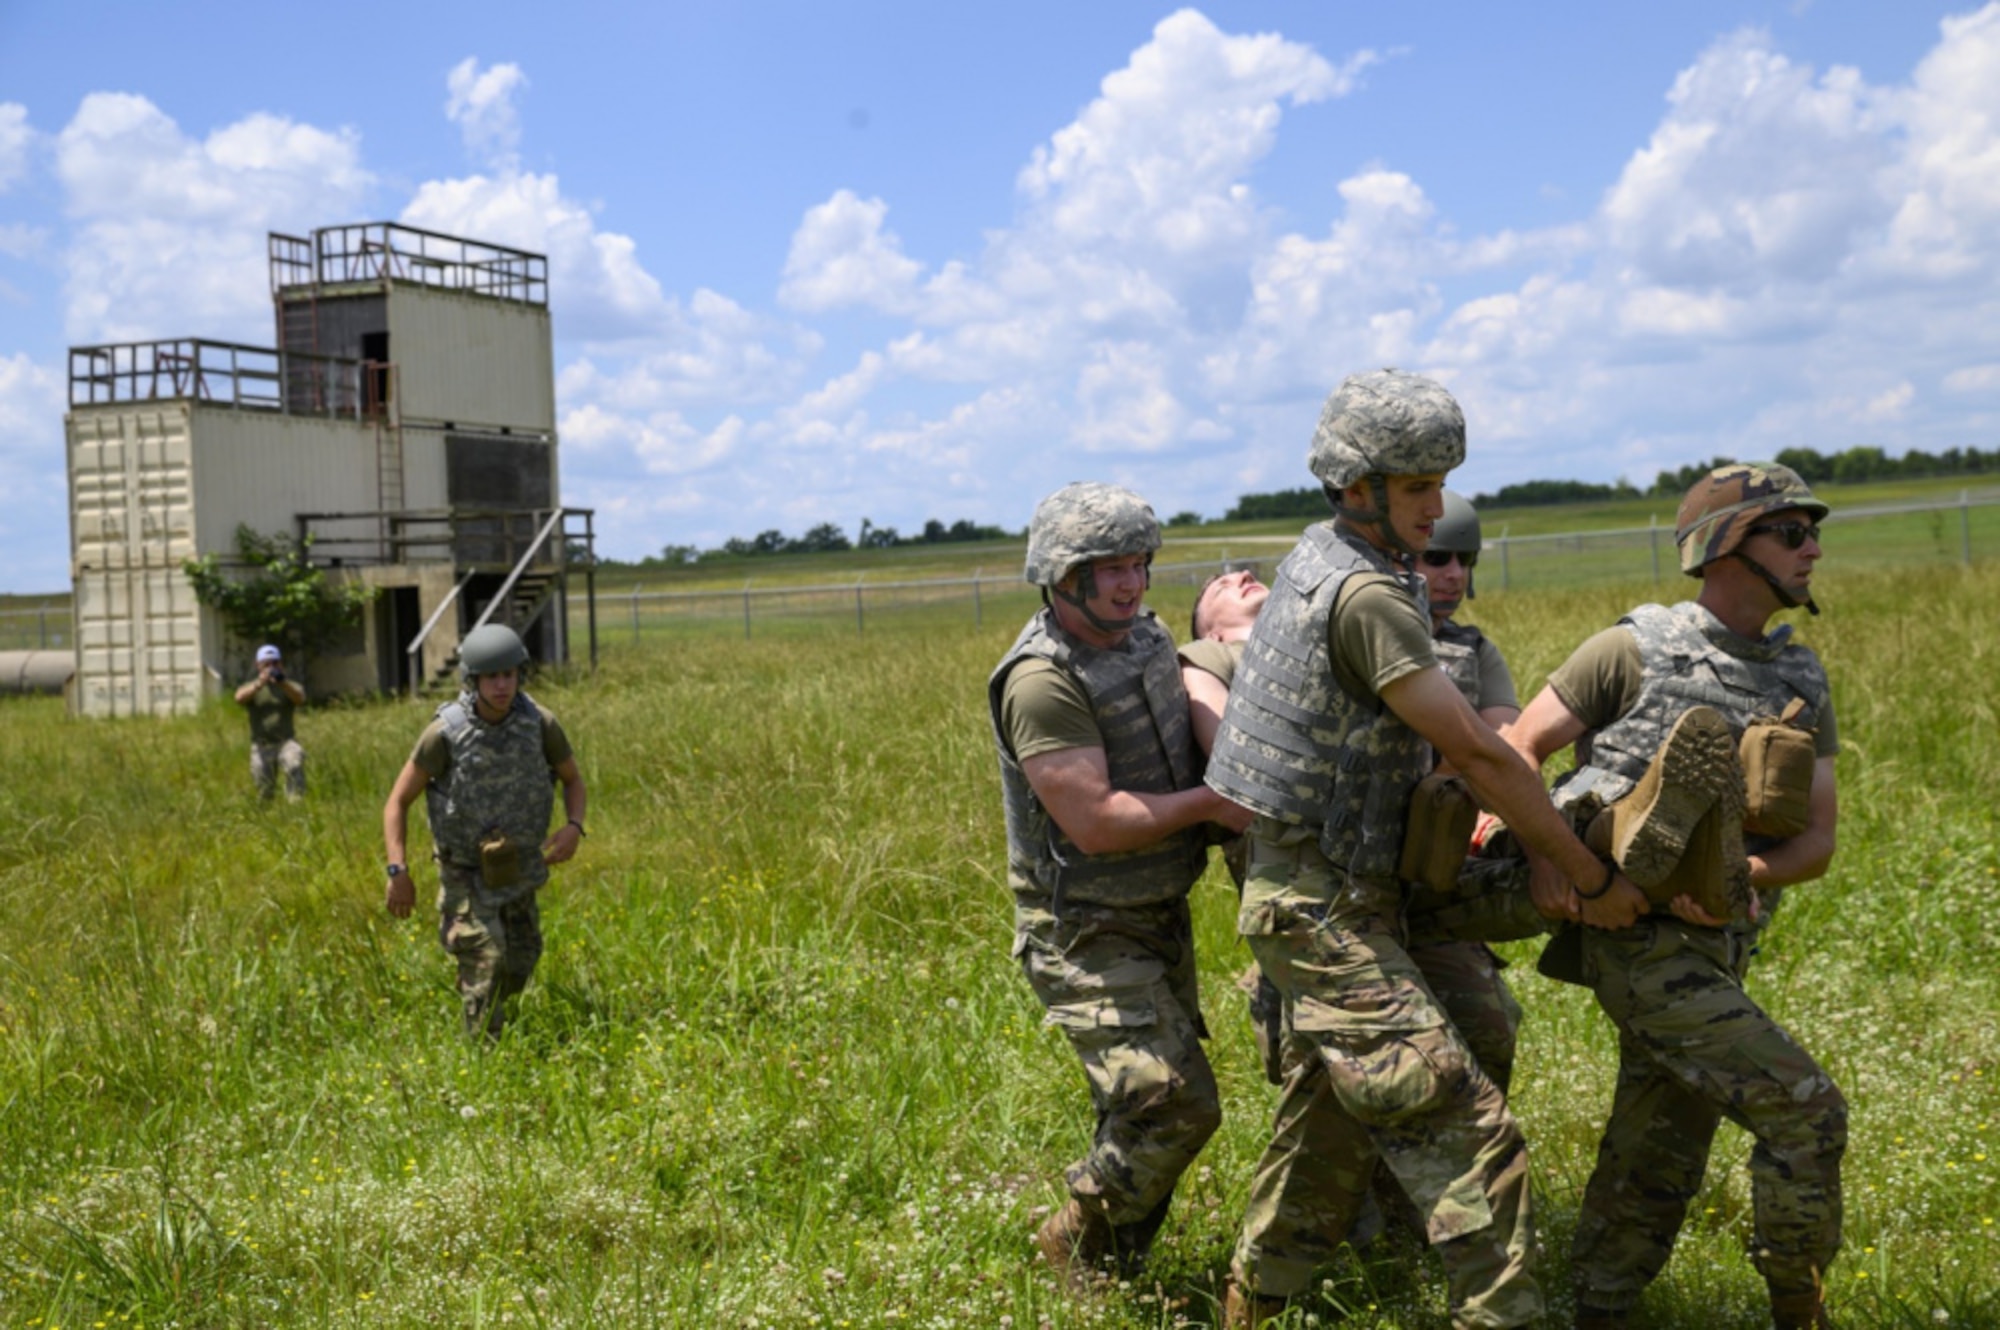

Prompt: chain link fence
[{"left": 7, "top": 489, "right": 1999, "bottom": 655}]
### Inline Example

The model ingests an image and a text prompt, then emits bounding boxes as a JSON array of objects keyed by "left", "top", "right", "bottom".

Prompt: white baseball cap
[{"left": 256, "top": 645, "right": 282, "bottom": 663}]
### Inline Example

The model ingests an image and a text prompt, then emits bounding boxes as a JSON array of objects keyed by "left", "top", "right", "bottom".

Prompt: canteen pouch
[
  {"left": 478, "top": 830, "right": 521, "bottom": 890},
  {"left": 1398, "top": 772, "right": 1478, "bottom": 894},
  {"left": 1739, "top": 702, "right": 1815, "bottom": 839}
]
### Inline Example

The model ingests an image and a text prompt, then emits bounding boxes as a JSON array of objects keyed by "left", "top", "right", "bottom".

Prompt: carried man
[{"left": 989, "top": 482, "right": 1251, "bottom": 1286}]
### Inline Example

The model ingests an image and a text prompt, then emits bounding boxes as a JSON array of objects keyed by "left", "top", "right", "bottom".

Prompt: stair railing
[
  {"left": 405, "top": 568, "right": 478, "bottom": 699},
  {"left": 466, "top": 507, "right": 568, "bottom": 638}
]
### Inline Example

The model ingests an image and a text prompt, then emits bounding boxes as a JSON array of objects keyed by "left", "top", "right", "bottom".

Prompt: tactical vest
[
  {"left": 1206, "top": 523, "right": 1434, "bottom": 878},
  {"left": 424, "top": 691, "right": 556, "bottom": 891},
  {"left": 1552, "top": 601, "right": 1830, "bottom": 831},
  {"left": 989, "top": 609, "right": 1207, "bottom": 909},
  {"left": 1432, "top": 619, "right": 1486, "bottom": 710}
]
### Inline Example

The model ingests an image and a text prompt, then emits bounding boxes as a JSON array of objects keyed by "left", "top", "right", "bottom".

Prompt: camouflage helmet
[
  {"left": 1431, "top": 489, "right": 1481, "bottom": 554},
  {"left": 459, "top": 624, "right": 530, "bottom": 680},
  {"left": 1308, "top": 369, "right": 1467, "bottom": 490},
  {"left": 1023, "top": 482, "right": 1162, "bottom": 588},
  {"left": 1675, "top": 462, "right": 1829, "bottom": 576}
]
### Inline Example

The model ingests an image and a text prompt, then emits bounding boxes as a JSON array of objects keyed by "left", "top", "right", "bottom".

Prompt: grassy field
[{"left": 3, "top": 550, "right": 1998, "bottom": 1327}]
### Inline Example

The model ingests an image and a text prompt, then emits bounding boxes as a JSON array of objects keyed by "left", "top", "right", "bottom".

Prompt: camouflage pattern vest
[
  {"left": 1206, "top": 523, "right": 1434, "bottom": 879},
  {"left": 989, "top": 608, "right": 1207, "bottom": 910},
  {"left": 1432, "top": 618, "right": 1487, "bottom": 710},
  {"left": 424, "top": 691, "right": 556, "bottom": 890},
  {"left": 1552, "top": 601, "right": 1830, "bottom": 833}
]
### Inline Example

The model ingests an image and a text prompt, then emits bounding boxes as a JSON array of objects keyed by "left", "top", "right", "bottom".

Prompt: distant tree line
[
  {"left": 609, "top": 443, "right": 2000, "bottom": 568},
  {"left": 1221, "top": 444, "right": 2000, "bottom": 521},
  {"left": 628, "top": 516, "right": 1018, "bottom": 567}
]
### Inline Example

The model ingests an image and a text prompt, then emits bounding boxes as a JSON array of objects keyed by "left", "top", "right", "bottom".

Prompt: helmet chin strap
[
  {"left": 1732, "top": 551, "right": 1820, "bottom": 616},
  {"left": 1428, "top": 594, "right": 1462, "bottom": 619},
  {"left": 1333, "top": 476, "right": 1420, "bottom": 560}
]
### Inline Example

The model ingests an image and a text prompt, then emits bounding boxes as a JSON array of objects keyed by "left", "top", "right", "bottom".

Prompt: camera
[{"left": 269, "top": 668, "right": 285, "bottom": 683}]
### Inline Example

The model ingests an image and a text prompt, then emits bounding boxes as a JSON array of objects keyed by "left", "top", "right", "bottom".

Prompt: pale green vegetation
[{"left": 3, "top": 548, "right": 1997, "bottom": 1327}]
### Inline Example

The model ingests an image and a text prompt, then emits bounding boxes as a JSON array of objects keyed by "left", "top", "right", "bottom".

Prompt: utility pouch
[
  {"left": 1740, "top": 700, "right": 1815, "bottom": 839},
  {"left": 478, "top": 831, "right": 521, "bottom": 890},
  {"left": 1398, "top": 772, "right": 1478, "bottom": 894}
]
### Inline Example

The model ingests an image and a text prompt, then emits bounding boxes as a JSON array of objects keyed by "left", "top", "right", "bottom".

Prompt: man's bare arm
[
  {"left": 1182, "top": 665, "right": 1231, "bottom": 758},
  {"left": 1022, "top": 745, "right": 1251, "bottom": 854},
  {"left": 381, "top": 760, "right": 428, "bottom": 919}
]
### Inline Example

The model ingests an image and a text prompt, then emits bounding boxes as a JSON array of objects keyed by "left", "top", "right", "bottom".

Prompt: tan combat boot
[
  {"left": 1604, "top": 706, "right": 1748, "bottom": 917},
  {"left": 1221, "top": 1280, "right": 1288, "bottom": 1328},
  {"left": 1644, "top": 802, "right": 1753, "bottom": 921},
  {"left": 1034, "top": 1197, "right": 1113, "bottom": 1291}
]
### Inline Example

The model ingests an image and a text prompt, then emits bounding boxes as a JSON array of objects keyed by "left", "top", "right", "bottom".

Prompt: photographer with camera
[{"left": 234, "top": 643, "right": 307, "bottom": 801}]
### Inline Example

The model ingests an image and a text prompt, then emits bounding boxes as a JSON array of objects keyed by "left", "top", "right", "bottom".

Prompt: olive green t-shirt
[
  {"left": 1450, "top": 626, "right": 1519, "bottom": 713},
  {"left": 1176, "top": 637, "right": 1242, "bottom": 689},
  {"left": 244, "top": 682, "right": 296, "bottom": 745},
  {"left": 1330, "top": 574, "right": 1439, "bottom": 699},
  {"left": 999, "top": 658, "right": 1103, "bottom": 761},
  {"left": 1547, "top": 626, "right": 1838, "bottom": 757},
  {"left": 411, "top": 702, "right": 575, "bottom": 779}
]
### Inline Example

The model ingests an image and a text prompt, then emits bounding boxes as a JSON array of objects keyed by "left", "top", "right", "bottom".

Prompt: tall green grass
[{"left": 2, "top": 558, "right": 1996, "bottom": 1327}]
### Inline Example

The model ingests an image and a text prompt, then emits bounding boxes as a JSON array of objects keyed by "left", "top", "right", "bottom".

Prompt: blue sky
[{"left": 2, "top": 1, "right": 1995, "bottom": 590}]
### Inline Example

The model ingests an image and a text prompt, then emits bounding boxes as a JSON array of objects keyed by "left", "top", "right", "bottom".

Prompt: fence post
[
  {"left": 855, "top": 575, "right": 865, "bottom": 635},
  {"left": 972, "top": 568, "right": 982, "bottom": 629},
  {"left": 1499, "top": 526, "right": 1511, "bottom": 592},
  {"left": 742, "top": 582, "right": 752, "bottom": 640},
  {"left": 1963, "top": 489, "right": 1973, "bottom": 566},
  {"left": 39, "top": 606, "right": 49, "bottom": 649},
  {"left": 630, "top": 584, "right": 641, "bottom": 646},
  {"left": 1649, "top": 513, "right": 1661, "bottom": 584}
]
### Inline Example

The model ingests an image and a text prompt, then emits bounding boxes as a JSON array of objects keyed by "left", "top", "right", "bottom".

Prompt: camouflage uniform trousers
[
  {"left": 439, "top": 866, "right": 545, "bottom": 1040},
  {"left": 1015, "top": 894, "right": 1222, "bottom": 1240},
  {"left": 249, "top": 739, "right": 305, "bottom": 801},
  {"left": 1232, "top": 835, "right": 1541, "bottom": 1328},
  {"left": 1573, "top": 917, "right": 1846, "bottom": 1311}
]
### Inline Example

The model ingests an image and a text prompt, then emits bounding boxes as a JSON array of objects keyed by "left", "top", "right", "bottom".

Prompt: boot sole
[{"left": 1614, "top": 707, "right": 1741, "bottom": 889}]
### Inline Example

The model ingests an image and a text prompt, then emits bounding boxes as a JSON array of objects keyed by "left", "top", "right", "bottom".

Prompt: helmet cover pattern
[
  {"left": 1023, "top": 482, "right": 1162, "bottom": 588},
  {"left": 1674, "top": 462, "right": 1830, "bottom": 576},
  {"left": 1307, "top": 369, "right": 1467, "bottom": 490}
]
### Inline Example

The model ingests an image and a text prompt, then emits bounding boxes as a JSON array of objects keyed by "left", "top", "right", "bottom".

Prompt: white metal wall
[
  {"left": 388, "top": 285, "right": 555, "bottom": 434},
  {"left": 190, "top": 411, "right": 401, "bottom": 551}
]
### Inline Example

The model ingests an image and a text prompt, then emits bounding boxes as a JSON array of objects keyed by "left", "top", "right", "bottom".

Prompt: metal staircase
[{"left": 413, "top": 508, "right": 571, "bottom": 693}]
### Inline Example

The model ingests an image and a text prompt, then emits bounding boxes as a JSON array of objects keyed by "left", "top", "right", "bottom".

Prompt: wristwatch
[{"left": 386, "top": 862, "right": 406, "bottom": 878}]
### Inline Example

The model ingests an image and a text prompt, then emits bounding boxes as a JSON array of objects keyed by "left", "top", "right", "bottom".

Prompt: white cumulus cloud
[
  {"left": 446, "top": 58, "right": 528, "bottom": 172},
  {"left": 54, "top": 93, "right": 371, "bottom": 343}
]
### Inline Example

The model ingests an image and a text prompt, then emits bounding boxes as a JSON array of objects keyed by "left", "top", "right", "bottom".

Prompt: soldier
[
  {"left": 1502, "top": 463, "right": 1844, "bottom": 1329},
  {"left": 990, "top": 482, "right": 1251, "bottom": 1286},
  {"left": 234, "top": 643, "right": 306, "bottom": 801},
  {"left": 382, "top": 624, "right": 588, "bottom": 1041},
  {"left": 1407, "top": 492, "right": 1525, "bottom": 1097},
  {"left": 1208, "top": 369, "right": 1628, "bottom": 1329}
]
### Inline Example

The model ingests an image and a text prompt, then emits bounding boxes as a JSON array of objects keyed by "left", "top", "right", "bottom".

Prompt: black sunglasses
[
  {"left": 1747, "top": 520, "right": 1821, "bottom": 550},
  {"left": 1420, "top": 549, "right": 1477, "bottom": 568}
]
